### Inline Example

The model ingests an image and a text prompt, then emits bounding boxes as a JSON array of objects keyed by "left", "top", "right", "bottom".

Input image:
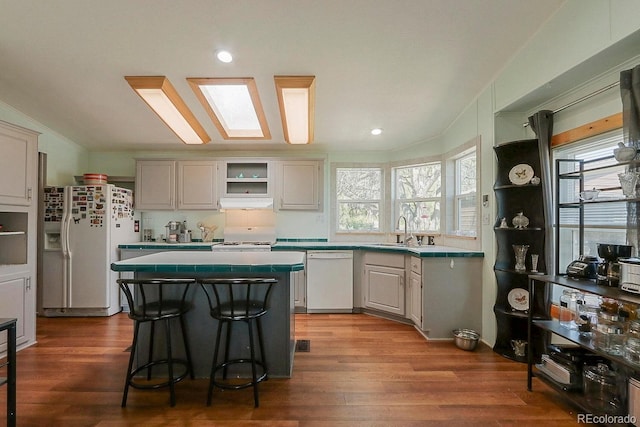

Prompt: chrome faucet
[{"left": 397, "top": 216, "right": 413, "bottom": 245}]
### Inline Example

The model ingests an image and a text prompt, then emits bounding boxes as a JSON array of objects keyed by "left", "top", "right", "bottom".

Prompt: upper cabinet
[
  {"left": 177, "top": 160, "right": 218, "bottom": 210},
  {"left": 135, "top": 158, "right": 323, "bottom": 211},
  {"left": 277, "top": 160, "right": 321, "bottom": 210},
  {"left": 135, "top": 160, "right": 176, "bottom": 210},
  {"left": 0, "top": 121, "right": 38, "bottom": 207},
  {"left": 222, "top": 160, "right": 272, "bottom": 197}
]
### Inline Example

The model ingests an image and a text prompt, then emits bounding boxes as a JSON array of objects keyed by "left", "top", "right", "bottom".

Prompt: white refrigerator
[{"left": 41, "top": 185, "right": 138, "bottom": 316}]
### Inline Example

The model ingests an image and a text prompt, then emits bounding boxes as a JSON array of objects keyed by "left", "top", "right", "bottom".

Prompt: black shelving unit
[
  {"left": 493, "top": 139, "right": 552, "bottom": 362},
  {"left": 528, "top": 275, "right": 639, "bottom": 422}
]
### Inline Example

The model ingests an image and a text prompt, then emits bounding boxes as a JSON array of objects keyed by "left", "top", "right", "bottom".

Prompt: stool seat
[
  {"left": 199, "top": 277, "right": 277, "bottom": 407},
  {"left": 117, "top": 278, "right": 196, "bottom": 407}
]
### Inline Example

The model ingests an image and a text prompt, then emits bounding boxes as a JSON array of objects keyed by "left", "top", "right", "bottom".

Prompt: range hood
[{"left": 219, "top": 197, "right": 274, "bottom": 210}]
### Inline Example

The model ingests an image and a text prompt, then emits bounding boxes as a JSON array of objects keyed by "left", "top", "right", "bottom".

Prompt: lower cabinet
[
  {"left": 363, "top": 253, "right": 405, "bottom": 316},
  {"left": 409, "top": 269, "right": 422, "bottom": 327},
  {"left": 0, "top": 271, "right": 33, "bottom": 352},
  {"left": 292, "top": 269, "right": 306, "bottom": 311}
]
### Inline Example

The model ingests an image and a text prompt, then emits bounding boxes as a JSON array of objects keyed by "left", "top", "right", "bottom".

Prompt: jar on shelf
[
  {"left": 576, "top": 293, "right": 601, "bottom": 336},
  {"left": 624, "top": 337, "right": 640, "bottom": 365},
  {"left": 512, "top": 212, "right": 529, "bottom": 229},
  {"left": 559, "top": 290, "right": 583, "bottom": 329},
  {"left": 594, "top": 311, "right": 625, "bottom": 355}
]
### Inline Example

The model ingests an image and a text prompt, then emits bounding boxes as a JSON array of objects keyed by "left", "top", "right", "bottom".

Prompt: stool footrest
[
  {"left": 212, "top": 359, "right": 267, "bottom": 390},
  {"left": 128, "top": 359, "right": 190, "bottom": 390}
]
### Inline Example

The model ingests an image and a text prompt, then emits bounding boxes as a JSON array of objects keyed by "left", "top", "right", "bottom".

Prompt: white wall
[{"left": 0, "top": 100, "right": 88, "bottom": 185}]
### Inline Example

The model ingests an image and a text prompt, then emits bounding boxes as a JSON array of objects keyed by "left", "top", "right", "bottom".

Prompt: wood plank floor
[{"left": 1, "top": 313, "right": 584, "bottom": 426}]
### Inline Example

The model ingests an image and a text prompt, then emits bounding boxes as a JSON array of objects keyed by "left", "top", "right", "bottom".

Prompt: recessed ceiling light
[
  {"left": 371, "top": 128, "right": 383, "bottom": 136},
  {"left": 216, "top": 50, "right": 233, "bottom": 63}
]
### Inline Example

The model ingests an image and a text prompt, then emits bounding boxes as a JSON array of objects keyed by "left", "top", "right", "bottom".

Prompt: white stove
[{"left": 212, "top": 226, "right": 276, "bottom": 252}]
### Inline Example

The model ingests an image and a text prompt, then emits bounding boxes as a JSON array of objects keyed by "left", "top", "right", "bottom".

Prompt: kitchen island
[{"left": 111, "top": 251, "right": 305, "bottom": 378}]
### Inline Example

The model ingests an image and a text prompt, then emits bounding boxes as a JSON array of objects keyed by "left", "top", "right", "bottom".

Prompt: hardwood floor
[{"left": 1, "top": 313, "right": 583, "bottom": 426}]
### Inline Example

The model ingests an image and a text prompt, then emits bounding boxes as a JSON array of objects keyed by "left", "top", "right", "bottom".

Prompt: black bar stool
[
  {"left": 117, "top": 278, "right": 196, "bottom": 407},
  {"left": 199, "top": 277, "right": 277, "bottom": 407}
]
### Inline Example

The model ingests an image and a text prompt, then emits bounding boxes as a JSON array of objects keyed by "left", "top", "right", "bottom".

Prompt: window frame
[
  {"left": 391, "top": 161, "right": 443, "bottom": 234},
  {"left": 332, "top": 164, "right": 385, "bottom": 234},
  {"left": 453, "top": 150, "right": 477, "bottom": 236}
]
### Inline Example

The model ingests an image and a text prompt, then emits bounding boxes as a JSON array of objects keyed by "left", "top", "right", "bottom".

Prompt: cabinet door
[
  {"left": 0, "top": 122, "right": 37, "bottom": 206},
  {"left": 135, "top": 160, "right": 176, "bottom": 210},
  {"left": 0, "top": 273, "right": 30, "bottom": 351},
  {"left": 409, "top": 270, "right": 422, "bottom": 326},
  {"left": 278, "top": 161, "right": 320, "bottom": 210},
  {"left": 364, "top": 265, "right": 405, "bottom": 316},
  {"left": 177, "top": 160, "right": 218, "bottom": 210},
  {"left": 293, "top": 269, "right": 306, "bottom": 309}
]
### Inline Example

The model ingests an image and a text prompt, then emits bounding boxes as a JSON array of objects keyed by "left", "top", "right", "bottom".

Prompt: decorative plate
[
  {"left": 508, "top": 164, "right": 534, "bottom": 185},
  {"left": 508, "top": 288, "right": 529, "bottom": 311}
]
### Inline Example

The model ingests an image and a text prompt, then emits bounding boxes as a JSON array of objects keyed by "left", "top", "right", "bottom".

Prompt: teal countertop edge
[
  {"left": 111, "top": 262, "right": 305, "bottom": 273},
  {"left": 118, "top": 242, "right": 483, "bottom": 258}
]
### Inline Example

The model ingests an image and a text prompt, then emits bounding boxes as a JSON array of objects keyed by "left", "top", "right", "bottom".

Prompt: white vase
[{"left": 618, "top": 172, "right": 639, "bottom": 198}]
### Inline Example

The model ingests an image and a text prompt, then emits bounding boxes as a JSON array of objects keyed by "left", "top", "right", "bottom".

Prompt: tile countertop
[
  {"left": 111, "top": 250, "right": 306, "bottom": 273},
  {"left": 271, "top": 241, "right": 483, "bottom": 257},
  {"left": 118, "top": 241, "right": 483, "bottom": 258}
]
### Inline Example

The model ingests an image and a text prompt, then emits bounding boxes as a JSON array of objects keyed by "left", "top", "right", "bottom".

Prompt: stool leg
[
  {"left": 165, "top": 318, "right": 176, "bottom": 407},
  {"left": 122, "top": 320, "right": 140, "bottom": 407},
  {"left": 207, "top": 319, "right": 224, "bottom": 406},
  {"left": 179, "top": 315, "right": 195, "bottom": 379},
  {"left": 222, "top": 321, "right": 232, "bottom": 380},
  {"left": 147, "top": 321, "right": 155, "bottom": 380},
  {"left": 256, "top": 317, "right": 267, "bottom": 380},
  {"left": 247, "top": 319, "right": 259, "bottom": 407}
]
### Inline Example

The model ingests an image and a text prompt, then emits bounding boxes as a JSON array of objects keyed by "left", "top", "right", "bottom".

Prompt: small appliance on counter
[
  {"left": 620, "top": 257, "right": 640, "bottom": 294},
  {"left": 566, "top": 255, "right": 599, "bottom": 279},
  {"left": 596, "top": 243, "right": 632, "bottom": 287}
]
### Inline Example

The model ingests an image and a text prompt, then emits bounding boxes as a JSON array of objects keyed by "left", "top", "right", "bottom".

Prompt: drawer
[
  {"left": 364, "top": 252, "right": 405, "bottom": 269},
  {"left": 410, "top": 257, "right": 422, "bottom": 275}
]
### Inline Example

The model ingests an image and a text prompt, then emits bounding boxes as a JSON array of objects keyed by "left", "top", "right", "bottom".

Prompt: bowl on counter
[{"left": 452, "top": 328, "right": 480, "bottom": 351}]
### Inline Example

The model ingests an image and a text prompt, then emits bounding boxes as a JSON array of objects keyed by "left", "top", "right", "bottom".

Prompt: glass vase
[
  {"left": 513, "top": 244, "right": 529, "bottom": 272},
  {"left": 618, "top": 171, "right": 639, "bottom": 198}
]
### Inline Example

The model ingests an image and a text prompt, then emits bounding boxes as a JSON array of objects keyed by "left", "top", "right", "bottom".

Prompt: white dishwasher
[{"left": 306, "top": 250, "right": 354, "bottom": 313}]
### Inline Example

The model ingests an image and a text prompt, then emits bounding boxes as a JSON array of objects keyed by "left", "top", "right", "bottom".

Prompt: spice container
[
  {"left": 625, "top": 337, "right": 640, "bottom": 365},
  {"left": 594, "top": 311, "right": 624, "bottom": 355},
  {"left": 560, "top": 290, "right": 583, "bottom": 329}
]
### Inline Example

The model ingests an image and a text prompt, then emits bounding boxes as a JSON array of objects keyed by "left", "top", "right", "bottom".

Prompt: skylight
[{"left": 188, "top": 78, "right": 271, "bottom": 140}]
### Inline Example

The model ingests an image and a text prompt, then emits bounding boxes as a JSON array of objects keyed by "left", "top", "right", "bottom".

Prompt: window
[
  {"left": 336, "top": 167, "right": 383, "bottom": 232},
  {"left": 393, "top": 162, "right": 441, "bottom": 232},
  {"left": 554, "top": 129, "right": 627, "bottom": 270},
  {"left": 454, "top": 151, "right": 477, "bottom": 236}
]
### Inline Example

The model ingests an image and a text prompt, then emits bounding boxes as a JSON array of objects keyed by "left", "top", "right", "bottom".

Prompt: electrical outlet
[{"left": 482, "top": 212, "right": 491, "bottom": 225}]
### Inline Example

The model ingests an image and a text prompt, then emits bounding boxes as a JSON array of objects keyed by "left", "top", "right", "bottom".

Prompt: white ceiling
[{"left": 0, "top": 0, "right": 565, "bottom": 153}]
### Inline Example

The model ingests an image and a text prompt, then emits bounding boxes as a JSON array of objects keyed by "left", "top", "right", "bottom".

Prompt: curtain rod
[{"left": 522, "top": 81, "right": 620, "bottom": 127}]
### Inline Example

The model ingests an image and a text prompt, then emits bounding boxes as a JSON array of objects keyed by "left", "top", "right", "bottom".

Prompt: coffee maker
[{"left": 596, "top": 243, "right": 632, "bottom": 287}]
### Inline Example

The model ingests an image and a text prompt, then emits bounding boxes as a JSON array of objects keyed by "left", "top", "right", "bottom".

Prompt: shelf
[
  {"left": 558, "top": 156, "right": 636, "bottom": 178},
  {"left": 0, "top": 231, "right": 24, "bottom": 236},
  {"left": 494, "top": 227, "right": 544, "bottom": 231},
  {"left": 494, "top": 183, "right": 541, "bottom": 191},
  {"left": 559, "top": 197, "right": 640, "bottom": 207},
  {"left": 226, "top": 178, "right": 268, "bottom": 183},
  {"left": 532, "top": 275, "right": 640, "bottom": 306},
  {"left": 494, "top": 306, "right": 530, "bottom": 318},
  {"left": 494, "top": 267, "right": 546, "bottom": 275}
]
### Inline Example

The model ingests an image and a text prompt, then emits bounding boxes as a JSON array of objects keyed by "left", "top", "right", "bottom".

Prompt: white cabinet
[
  {"left": 408, "top": 257, "right": 422, "bottom": 327},
  {"left": 0, "top": 271, "right": 34, "bottom": 352},
  {"left": 0, "top": 121, "right": 37, "bottom": 206},
  {"left": 222, "top": 160, "right": 271, "bottom": 197},
  {"left": 277, "top": 161, "right": 321, "bottom": 210},
  {"left": 177, "top": 160, "right": 218, "bottom": 210},
  {"left": 135, "top": 160, "right": 176, "bottom": 210},
  {"left": 363, "top": 252, "right": 405, "bottom": 316},
  {"left": 292, "top": 269, "right": 306, "bottom": 310}
]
